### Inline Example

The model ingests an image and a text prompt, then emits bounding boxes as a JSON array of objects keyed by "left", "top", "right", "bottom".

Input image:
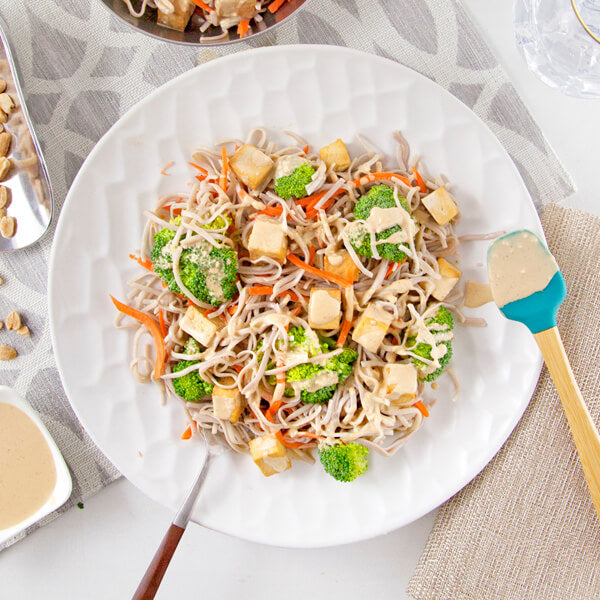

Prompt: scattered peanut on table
[
  {"left": 0, "top": 345, "right": 17, "bottom": 361},
  {"left": 5, "top": 310, "right": 21, "bottom": 331}
]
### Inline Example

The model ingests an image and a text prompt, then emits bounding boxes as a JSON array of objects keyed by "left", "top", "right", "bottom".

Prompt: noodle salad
[
  {"left": 111, "top": 129, "right": 464, "bottom": 482},
  {"left": 121, "top": 0, "right": 293, "bottom": 40}
]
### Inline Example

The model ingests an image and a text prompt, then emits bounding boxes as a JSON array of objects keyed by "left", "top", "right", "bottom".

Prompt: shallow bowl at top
[{"left": 97, "top": 0, "right": 311, "bottom": 45}]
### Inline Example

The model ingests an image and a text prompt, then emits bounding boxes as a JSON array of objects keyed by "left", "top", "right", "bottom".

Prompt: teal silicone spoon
[{"left": 488, "top": 230, "right": 600, "bottom": 518}]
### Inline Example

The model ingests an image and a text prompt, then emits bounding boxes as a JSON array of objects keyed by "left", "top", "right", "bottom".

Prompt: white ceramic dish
[
  {"left": 0, "top": 386, "right": 72, "bottom": 545},
  {"left": 48, "top": 45, "right": 543, "bottom": 548}
]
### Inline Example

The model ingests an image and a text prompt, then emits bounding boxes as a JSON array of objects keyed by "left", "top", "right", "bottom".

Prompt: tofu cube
[
  {"left": 157, "top": 0, "right": 195, "bottom": 31},
  {"left": 248, "top": 217, "right": 288, "bottom": 264},
  {"left": 352, "top": 304, "right": 393, "bottom": 353},
  {"left": 431, "top": 258, "right": 461, "bottom": 301},
  {"left": 308, "top": 288, "right": 341, "bottom": 330},
  {"left": 422, "top": 187, "right": 458, "bottom": 225},
  {"left": 323, "top": 250, "right": 359, "bottom": 282},
  {"left": 383, "top": 364, "right": 418, "bottom": 404},
  {"left": 229, "top": 144, "right": 275, "bottom": 191},
  {"left": 215, "top": 0, "right": 256, "bottom": 19},
  {"left": 319, "top": 139, "right": 351, "bottom": 171},
  {"left": 213, "top": 379, "right": 244, "bottom": 423},
  {"left": 249, "top": 435, "right": 291, "bottom": 477},
  {"left": 179, "top": 305, "right": 218, "bottom": 347}
]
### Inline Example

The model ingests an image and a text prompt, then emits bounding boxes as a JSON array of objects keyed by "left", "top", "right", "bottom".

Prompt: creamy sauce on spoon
[
  {"left": 488, "top": 231, "right": 558, "bottom": 307},
  {"left": 0, "top": 403, "right": 57, "bottom": 530}
]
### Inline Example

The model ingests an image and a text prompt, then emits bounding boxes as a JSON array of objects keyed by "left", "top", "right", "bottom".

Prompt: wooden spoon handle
[
  {"left": 131, "top": 523, "right": 185, "bottom": 600},
  {"left": 534, "top": 326, "right": 600, "bottom": 517}
]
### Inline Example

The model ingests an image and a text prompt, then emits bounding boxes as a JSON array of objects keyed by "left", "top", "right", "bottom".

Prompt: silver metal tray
[{"left": 0, "top": 15, "right": 53, "bottom": 252}]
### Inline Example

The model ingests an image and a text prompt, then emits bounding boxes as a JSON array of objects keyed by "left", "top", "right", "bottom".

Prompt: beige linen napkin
[{"left": 407, "top": 204, "right": 600, "bottom": 600}]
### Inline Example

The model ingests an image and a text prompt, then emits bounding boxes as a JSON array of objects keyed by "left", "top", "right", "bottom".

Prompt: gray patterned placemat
[{"left": 0, "top": 0, "right": 574, "bottom": 551}]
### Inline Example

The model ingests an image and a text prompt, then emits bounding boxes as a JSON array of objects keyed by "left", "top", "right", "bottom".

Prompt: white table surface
[{"left": 3, "top": 2, "right": 599, "bottom": 598}]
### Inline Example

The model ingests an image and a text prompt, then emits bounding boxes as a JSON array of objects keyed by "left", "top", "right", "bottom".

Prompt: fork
[{"left": 131, "top": 432, "right": 212, "bottom": 600}]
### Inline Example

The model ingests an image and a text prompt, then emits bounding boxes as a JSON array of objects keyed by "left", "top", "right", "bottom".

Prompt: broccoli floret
[
  {"left": 150, "top": 227, "right": 179, "bottom": 291},
  {"left": 319, "top": 443, "right": 369, "bottom": 482},
  {"left": 188, "top": 245, "right": 238, "bottom": 307},
  {"left": 184, "top": 337, "right": 201, "bottom": 354},
  {"left": 284, "top": 348, "right": 357, "bottom": 404},
  {"left": 171, "top": 339, "right": 213, "bottom": 402},
  {"left": 150, "top": 227, "right": 238, "bottom": 306},
  {"left": 274, "top": 163, "right": 315, "bottom": 200},
  {"left": 286, "top": 362, "right": 323, "bottom": 382},
  {"left": 287, "top": 326, "right": 320, "bottom": 357},
  {"left": 350, "top": 185, "right": 411, "bottom": 263},
  {"left": 325, "top": 347, "right": 358, "bottom": 380},
  {"left": 202, "top": 215, "right": 231, "bottom": 230},
  {"left": 301, "top": 385, "right": 338, "bottom": 404},
  {"left": 286, "top": 363, "right": 335, "bottom": 404},
  {"left": 318, "top": 334, "right": 337, "bottom": 352},
  {"left": 407, "top": 306, "right": 454, "bottom": 382}
]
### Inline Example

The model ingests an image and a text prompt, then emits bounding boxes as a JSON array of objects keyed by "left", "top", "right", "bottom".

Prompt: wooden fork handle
[
  {"left": 534, "top": 326, "right": 600, "bottom": 518},
  {"left": 132, "top": 523, "right": 185, "bottom": 600}
]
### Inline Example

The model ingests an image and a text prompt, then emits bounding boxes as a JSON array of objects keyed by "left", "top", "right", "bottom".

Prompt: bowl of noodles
[
  {"left": 100, "top": 0, "right": 311, "bottom": 45},
  {"left": 48, "top": 45, "right": 543, "bottom": 547}
]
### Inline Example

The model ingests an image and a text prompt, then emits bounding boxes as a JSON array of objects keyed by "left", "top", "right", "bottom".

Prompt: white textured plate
[{"left": 49, "top": 45, "right": 543, "bottom": 548}]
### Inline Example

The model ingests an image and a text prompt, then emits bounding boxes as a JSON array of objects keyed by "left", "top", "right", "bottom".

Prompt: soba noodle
[{"left": 115, "top": 129, "right": 461, "bottom": 474}]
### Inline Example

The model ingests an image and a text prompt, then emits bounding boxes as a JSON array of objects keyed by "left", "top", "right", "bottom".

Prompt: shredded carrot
[
  {"left": 232, "top": 364, "right": 243, "bottom": 373},
  {"left": 308, "top": 246, "right": 317, "bottom": 266},
  {"left": 187, "top": 162, "right": 208, "bottom": 175},
  {"left": 160, "top": 161, "right": 173, "bottom": 176},
  {"left": 248, "top": 286, "right": 275, "bottom": 296},
  {"left": 228, "top": 304, "right": 238, "bottom": 316},
  {"left": 110, "top": 296, "right": 165, "bottom": 378},
  {"left": 414, "top": 400, "right": 430, "bottom": 418},
  {"left": 190, "top": 0, "right": 213, "bottom": 11},
  {"left": 295, "top": 432, "right": 323, "bottom": 440},
  {"left": 306, "top": 188, "right": 346, "bottom": 216},
  {"left": 385, "top": 257, "right": 407, "bottom": 278},
  {"left": 265, "top": 400, "right": 282, "bottom": 423},
  {"left": 181, "top": 426, "right": 193, "bottom": 440},
  {"left": 254, "top": 205, "right": 284, "bottom": 218},
  {"left": 247, "top": 285, "right": 303, "bottom": 302},
  {"left": 385, "top": 262, "right": 397, "bottom": 278},
  {"left": 287, "top": 253, "right": 352, "bottom": 288},
  {"left": 352, "top": 172, "right": 412, "bottom": 188},
  {"left": 275, "top": 431, "right": 320, "bottom": 448},
  {"left": 158, "top": 309, "right": 168, "bottom": 338},
  {"left": 302, "top": 144, "right": 309, "bottom": 154},
  {"left": 129, "top": 254, "right": 153, "bottom": 271},
  {"left": 161, "top": 201, "right": 183, "bottom": 216},
  {"left": 337, "top": 319, "right": 353, "bottom": 347},
  {"left": 264, "top": 400, "right": 319, "bottom": 447},
  {"left": 268, "top": 0, "right": 286, "bottom": 12},
  {"left": 219, "top": 147, "right": 228, "bottom": 192},
  {"left": 237, "top": 19, "right": 250, "bottom": 38},
  {"left": 412, "top": 166, "right": 428, "bottom": 194},
  {"left": 195, "top": 175, "right": 206, "bottom": 182},
  {"left": 234, "top": 144, "right": 240, "bottom": 151}
]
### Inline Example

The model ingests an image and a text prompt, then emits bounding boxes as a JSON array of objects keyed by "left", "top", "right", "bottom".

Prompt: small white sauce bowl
[{"left": 0, "top": 385, "right": 72, "bottom": 545}]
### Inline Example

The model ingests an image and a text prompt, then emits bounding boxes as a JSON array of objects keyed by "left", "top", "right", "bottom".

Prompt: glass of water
[{"left": 514, "top": 0, "right": 600, "bottom": 98}]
